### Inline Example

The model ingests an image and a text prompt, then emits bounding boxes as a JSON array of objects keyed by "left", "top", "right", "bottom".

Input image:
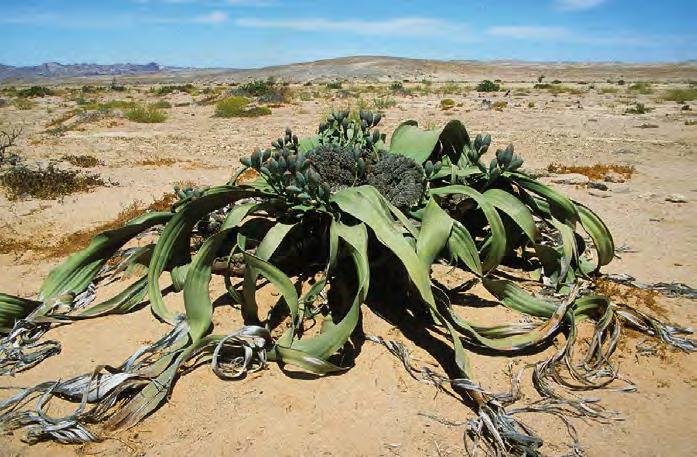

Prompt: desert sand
[{"left": 1, "top": 67, "right": 696, "bottom": 456}]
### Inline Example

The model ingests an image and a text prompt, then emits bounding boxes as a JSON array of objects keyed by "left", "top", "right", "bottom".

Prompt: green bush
[
  {"left": 13, "top": 98, "right": 36, "bottom": 110},
  {"left": 326, "top": 81, "right": 343, "bottom": 90},
  {"left": 625, "top": 102, "right": 651, "bottom": 114},
  {"left": 628, "top": 82, "right": 653, "bottom": 94},
  {"left": 155, "top": 84, "right": 195, "bottom": 96},
  {"left": 234, "top": 78, "right": 292, "bottom": 104},
  {"left": 125, "top": 104, "right": 168, "bottom": 123},
  {"left": 390, "top": 81, "right": 405, "bottom": 92},
  {"left": 373, "top": 96, "right": 397, "bottom": 110},
  {"left": 476, "top": 80, "right": 500, "bottom": 92},
  {"left": 215, "top": 96, "right": 271, "bottom": 118},
  {"left": 150, "top": 100, "right": 172, "bottom": 109},
  {"left": 440, "top": 98, "right": 456, "bottom": 110},
  {"left": 662, "top": 88, "right": 697, "bottom": 103},
  {"left": 18, "top": 86, "right": 54, "bottom": 98}
]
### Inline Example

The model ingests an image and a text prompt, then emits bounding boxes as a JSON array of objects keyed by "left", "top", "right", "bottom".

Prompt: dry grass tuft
[
  {"left": 547, "top": 163, "right": 635, "bottom": 180},
  {"left": 63, "top": 154, "right": 100, "bottom": 168},
  {"left": 0, "top": 164, "right": 106, "bottom": 200},
  {"left": 595, "top": 278, "right": 667, "bottom": 320},
  {"left": 135, "top": 158, "right": 178, "bottom": 167}
]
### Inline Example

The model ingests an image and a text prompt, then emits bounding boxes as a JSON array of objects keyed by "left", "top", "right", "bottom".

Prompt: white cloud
[
  {"left": 234, "top": 17, "right": 463, "bottom": 37},
  {"left": 193, "top": 10, "right": 228, "bottom": 23},
  {"left": 556, "top": 0, "right": 606, "bottom": 11},
  {"left": 488, "top": 26, "right": 568, "bottom": 39}
]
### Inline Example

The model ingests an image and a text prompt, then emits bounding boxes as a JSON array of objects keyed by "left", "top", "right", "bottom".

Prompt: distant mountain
[
  {"left": 1, "top": 56, "right": 695, "bottom": 83},
  {"left": 0, "top": 62, "right": 168, "bottom": 82}
]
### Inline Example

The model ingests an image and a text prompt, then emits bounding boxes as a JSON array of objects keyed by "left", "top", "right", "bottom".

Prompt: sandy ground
[{"left": 0, "top": 80, "right": 696, "bottom": 456}]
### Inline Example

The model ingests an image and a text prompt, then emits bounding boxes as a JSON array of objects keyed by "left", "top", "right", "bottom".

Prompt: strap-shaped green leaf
[
  {"left": 575, "top": 202, "right": 614, "bottom": 270},
  {"left": 430, "top": 185, "right": 506, "bottom": 272},
  {"left": 389, "top": 120, "right": 470, "bottom": 164},
  {"left": 484, "top": 188, "right": 539, "bottom": 242}
]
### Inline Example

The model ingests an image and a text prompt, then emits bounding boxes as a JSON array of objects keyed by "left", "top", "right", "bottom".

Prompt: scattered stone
[
  {"left": 610, "top": 184, "right": 631, "bottom": 194},
  {"left": 613, "top": 148, "right": 637, "bottom": 155},
  {"left": 665, "top": 193, "right": 688, "bottom": 203},
  {"left": 639, "top": 192, "right": 657, "bottom": 199},
  {"left": 588, "top": 181, "right": 608, "bottom": 191},
  {"left": 636, "top": 123, "right": 659, "bottom": 129},
  {"left": 588, "top": 190, "right": 610, "bottom": 198},
  {"left": 522, "top": 168, "right": 549, "bottom": 179},
  {"left": 603, "top": 171, "right": 625, "bottom": 183},
  {"left": 549, "top": 173, "right": 589, "bottom": 185}
]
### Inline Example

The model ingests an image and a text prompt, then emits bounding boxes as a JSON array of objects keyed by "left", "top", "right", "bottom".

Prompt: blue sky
[{"left": 1, "top": 0, "right": 695, "bottom": 67}]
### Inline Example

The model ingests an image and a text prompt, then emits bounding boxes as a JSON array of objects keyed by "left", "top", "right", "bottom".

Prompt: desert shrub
[
  {"left": 617, "top": 79, "right": 626, "bottom": 86},
  {"left": 625, "top": 103, "right": 651, "bottom": 114},
  {"left": 124, "top": 104, "right": 168, "bottom": 123},
  {"left": 476, "top": 80, "right": 500, "bottom": 92},
  {"left": 150, "top": 100, "right": 172, "bottom": 109},
  {"left": 628, "top": 82, "right": 653, "bottom": 94},
  {"left": 14, "top": 98, "right": 36, "bottom": 110},
  {"left": 82, "top": 100, "right": 136, "bottom": 112},
  {"left": 235, "top": 78, "right": 291, "bottom": 104},
  {"left": 110, "top": 78, "right": 126, "bottom": 92},
  {"left": 438, "top": 83, "right": 463, "bottom": 95},
  {"left": 513, "top": 88, "right": 530, "bottom": 96},
  {"left": 373, "top": 96, "right": 397, "bottom": 110},
  {"left": 0, "top": 126, "right": 22, "bottom": 165},
  {"left": 551, "top": 79, "right": 562, "bottom": 84},
  {"left": 215, "top": 96, "right": 271, "bottom": 117},
  {"left": 548, "top": 85, "right": 583, "bottom": 95},
  {"left": 63, "top": 154, "right": 100, "bottom": 168},
  {"left": 599, "top": 87, "right": 619, "bottom": 94},
  {"left": 0, "top": 163, "right": 105, "bottom": 200},
  {"left": 155, "top": 84, "right": 195, "bottom": 96},
  {"left": 528, "top": 101, "right": 535, "bottom": 108},
  {"left": 236, "top": 79, "right": 276, "bottom": 97},
  {"left": 662, "top": 88, "right": 697, "bottom": 103},
  {"left": 685, "top": 119, "right": 697, "bottom": 126},
  {"left": 440, "top": 98, "right": 456, "bottom": 110},
  {"left": 17, "top": 86, "right": 54, "bottom": 98},
  {"left": 326, "top": 81, "right": 343, "bottom": 90},
  {"left": 492, "top": 100, "right": 508, "bottom": 110},
  {"left": 534, "top": 83, "right": 553, "bottom": 90},
  {"left": 390, "top": 81, "right": 404, "bottom": 92},
  {"left": 81, "top": 85, "right": 105, "bottom": 94},
  {"left": 241, "top": 106, "right": 272, "bottom": 117}
]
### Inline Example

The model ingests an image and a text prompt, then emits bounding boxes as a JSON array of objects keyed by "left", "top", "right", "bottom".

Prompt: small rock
[
  {"left": 603, "top": 171, "right": 625, "bottom": 183},
  {"left": 588, "top": 190, "right": 610, "bottom": 198},
  {"left": 665, "top": 193, "right": 688, "bottom": 203},
  {"left": 550, "top": 173, "right": 589, "bottom": 185},
  {"left": 588, "top": 181, "right": 608, "bottom": 191},
  {"left": 639, "top": 192, "right": 657, "bottom": 199},
  {"left": 610, "top": 185, "right": 631, "bottom": 194},
  {"left": 613, "top": 148, "right": 637, "bottom": 155},
  {"left": 522, "top": 168, "right": 549, "bottom": 179}
]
